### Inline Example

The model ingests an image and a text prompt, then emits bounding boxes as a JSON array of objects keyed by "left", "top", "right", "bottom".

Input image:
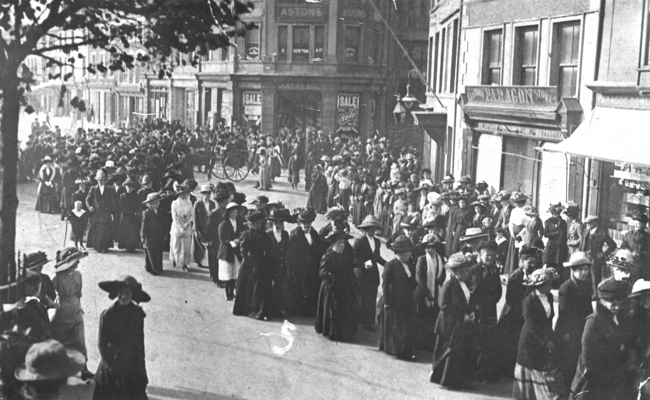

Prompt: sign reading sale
[{"left": 336, "top": 94, "right": 359, "bottom": 134}]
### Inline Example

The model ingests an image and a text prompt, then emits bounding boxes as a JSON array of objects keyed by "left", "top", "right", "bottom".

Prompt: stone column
[{"left": 261, "top": 86, "right": 276, "bottom": 135}]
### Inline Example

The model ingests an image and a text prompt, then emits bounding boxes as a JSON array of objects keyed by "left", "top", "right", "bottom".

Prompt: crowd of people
[{"left": 3, "top": 118, "right": 650, "bottom": 400}]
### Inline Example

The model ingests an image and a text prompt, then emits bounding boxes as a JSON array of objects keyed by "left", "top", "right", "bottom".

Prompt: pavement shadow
[
  {"left": 147, "top": 385, "right": 247, "bottom": 400},
  {"left": 159, "top": 268, "right": 213, "bottom": 282}
]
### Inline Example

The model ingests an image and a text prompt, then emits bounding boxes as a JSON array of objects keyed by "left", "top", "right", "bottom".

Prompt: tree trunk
[{"left": 0, "top": 67, "right": 20, "bottom": 303}]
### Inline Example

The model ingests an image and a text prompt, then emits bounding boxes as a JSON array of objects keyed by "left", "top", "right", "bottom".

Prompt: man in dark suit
[
  {"left": 141, "top": 193, "right": 166, "bottom": 275},
  {"left": 266, "top": 209, "right": 290, "bottom": 318},
  {"left": 86, "top": 168, "right": 116, "bottom": 253},
  {"left": 352, "top": 215, "right": 386, "bottom": 330},
  {"left": 580, "top": 215, "right": 617, "bottom": 297}
]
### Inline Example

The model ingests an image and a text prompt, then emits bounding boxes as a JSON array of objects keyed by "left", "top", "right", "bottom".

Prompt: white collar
[{"left": 71, "top": 209, "right": 86, "bottom": 218}]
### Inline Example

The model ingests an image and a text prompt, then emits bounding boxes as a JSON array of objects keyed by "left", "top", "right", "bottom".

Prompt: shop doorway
[{"left": 275, "top": 91, "right": 322, "bottom": 133}]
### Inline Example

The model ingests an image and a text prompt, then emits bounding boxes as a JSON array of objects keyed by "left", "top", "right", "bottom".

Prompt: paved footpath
[{"left": 10, "top": 168, "right": 513, "bottom": 400}]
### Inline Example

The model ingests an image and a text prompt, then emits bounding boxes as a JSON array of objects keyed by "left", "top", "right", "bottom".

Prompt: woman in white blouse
[
  {"left": 170, "top": 184, "right": 194, "bottom": 272},
  {"left": 504, "top": 191, "right": 529, "bottom": 274}
]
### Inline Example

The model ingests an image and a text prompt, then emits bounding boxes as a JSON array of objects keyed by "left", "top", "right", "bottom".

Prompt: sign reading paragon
[
  {"left": 465, "top": 86, "right": 559, "bottom": 108},
  {"left": 276, "top": 4, "right": 327, "bottom": 22},
  {"left": 336, "top": 94, "right": 359, "bottom": 134}
]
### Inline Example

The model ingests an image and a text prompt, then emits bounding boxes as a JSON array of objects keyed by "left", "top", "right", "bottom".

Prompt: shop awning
[{"left": 542, "top": 106, "right": 650, "bottom": 167}]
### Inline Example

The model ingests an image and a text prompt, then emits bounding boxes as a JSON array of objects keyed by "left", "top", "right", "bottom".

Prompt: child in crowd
[{"left": 67, "top": 200, "right": 88, "bottom": 250}]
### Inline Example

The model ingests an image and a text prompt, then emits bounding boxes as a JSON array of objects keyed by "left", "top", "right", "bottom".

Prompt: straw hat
[
  {"left": 524, "top": 267, "right": 559, "bottom": 286},
  {"left": 54, "top": 247, "right": 88, "bottom": 272},
  {"left": 523, "top": 205, "right": 539, "bottom": 216},
  {"left": 143, "top": 192, "right": 164, "bottom": 205},
  {"left": 14, "top": 340, "right": 85, "bottom": 382},
  {"left": 357, "top": 215, "right": 382, "bottom": 230},
  {"left": 99, "top": 275, "right": 151, "bottom": 303},
  {"left": 199, "top": 184, "right": 212, "bottom": 194},
  {"left": 444, "top": 253, "right": 473, "bottom": 271},
  {"left": 607, "top": 249, "right": 639, "bottom": 271},
  {"left": 511, "top": 192, "right": 529, "bottom": 202},
  {"left": 563, "top": 251, "right": 592, "bottom": 268},
  {"left": 629, "top": 280, "right": 650, "bottom": 298},
  {"left": 584, "top": 215, "right": 599, "bottom": 224},
  {"left": 420, "top": 233, "right": 441, "bottom": 247},
  {"left": 390, "top": 236, "right": 415, "bottom": 253}
]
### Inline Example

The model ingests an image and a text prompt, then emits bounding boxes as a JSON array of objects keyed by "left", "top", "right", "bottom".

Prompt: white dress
[{"left": 170, "top": 197, "right": 194, "bottom": 265}]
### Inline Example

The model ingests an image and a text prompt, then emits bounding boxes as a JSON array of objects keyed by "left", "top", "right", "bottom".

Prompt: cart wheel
[
  {"left": 211, "top": 158, "right": 226, "bottom": 179},
  {"left": 224, "top": 152, "right": 250, "bottom": 182}
]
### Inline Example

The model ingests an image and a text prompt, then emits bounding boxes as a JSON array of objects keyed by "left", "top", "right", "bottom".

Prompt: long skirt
[
  {"left": 118, "top": 214, "right": 141, "bottom": 251},
  {"left": 35, "top": 190, "right": 58, "bottom": 213},
  {"left": 50, "top": 310, "right": 87, "bottom": 357},
  {"left": 219, "top": 256, "right": 242, "bottom": 281},
  {"left": 207, "top": 244, "right": 219, "bottom": 283},
  {"left": 356, "top": 276, "right": 379, "bottom": 327},
  {"left": 307, "top": 182, "right": 328, "bottom": 214},
  {"left": 431, "top": 323, "right": 478, "bottom": 388},
  {"left": 326, "top": 182, "right": 337, "bottom": 209},
  {"left": 93, "top": 363, "right": 148, "bottom": 400},
  {"left": 169, "top": 234, "right": 192, "bottom": 266},
  {"left": 144, "top": 243, "right": 163, "bottom": 274},
  {"left": 271, "top": 157, "right": 282, "bottom": 178},
  {"left": 315, "top": 281, "right": 358, "bottom": 342},
  {"left": 378, "top": 303, "right": 414, "bottom": 357},
  {"left": 259, "top": 164, "right": 272, "bottom": 190},
  {"left": 88, "top": 222, "right": 113, "bottom": 252},
  {"left": 504, "top": 236, "right": 519, "bottom": 275},
  {"left": 513, "top": 363, "right": 568, "bottom": 400}
]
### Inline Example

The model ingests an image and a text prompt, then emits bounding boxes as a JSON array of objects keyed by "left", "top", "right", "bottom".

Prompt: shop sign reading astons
[
  {"left": 276, "top": 3, "right": 327, "bottom": 23},
  {"left": 337, "top": 94, "right": 359, "bottom": 134}
]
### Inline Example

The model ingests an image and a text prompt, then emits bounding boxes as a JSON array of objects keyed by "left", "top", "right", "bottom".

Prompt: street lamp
[
  {"left": 393, "top": 97, "right": 407, "bottom": 124},
  {"left": 401, "top": 83, "right": 419, "bottom": 109}
]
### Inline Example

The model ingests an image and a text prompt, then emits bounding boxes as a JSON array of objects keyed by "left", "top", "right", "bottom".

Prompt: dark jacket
[
  {"left": 381, "top": 258, "right": 416, "bottom": 313},
  {"left": 501, "top": 268, "right": 529, "bottom": 322},
  {"left": 470, "top": 262, "right": 502, "bottom": 324},
  {"left": 14, "top": 299, "right": 51, "bottom": 342},
  {"left": 86, "top": 185, "right": 116, "bottom": 223},
  {"left": 217, "top": 218, "right": 245, "bottom": 262},
  {"left": 205, "top": 206, "right": 225, "bottom": 244},
  {"left": 543, "top": 216, "right": 568, "bottom": 265},
  {"left": 580, "top": 226, "right": 616, "bottom": 261},
  {"left": 571, "top": 303, "right": 629, "bottom": 399},
  {"left": 414, "top": 254, "right": 446, "bottom": 308},
  {"left": 516, "top": 291, "right": 556, "bottom": 371},
  {"left": 267, "top": 228, "right": 289, "bottom": 275},
  {"left": 141, "top": 208, "right": 166, "bottom": 247},
  {"left": 434, "top": 275, "right": 474, "bottom": 339},
  {"left": 555, "top": 276, "right": 592, "bottom": 346},
  {"left": 352, "top": 236, "right": 385, "bottom": 284},
  {"left": 193, "top": 198, "right": 216, "bottom": 240}
]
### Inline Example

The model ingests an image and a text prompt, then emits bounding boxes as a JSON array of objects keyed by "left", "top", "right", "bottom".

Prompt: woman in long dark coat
[
  {"left": 444, "top": 193, "right": 459, "bottom": 256},
  {"left": 414, "top": 234, "right": 446, "bottom": 351},
  {"left": 555, "top": 252, "right": 592, "bottom": 392},
  {"left": 512, "top": 267, "right": 567, "bottom": 400},
  {"left": 307, "top": 165, "right": 328, "bottom": 214},
  {"left": 94, "top": 276, "right": 150, "bottom": 400},
  {"left": 118, "top": 179, "right": 141, "bottom": 252},
  {"left": 451, "top": 196, "right": 474, "bottom": 254},
  {"left": 285, "top": 209, "right": 323, "bottom": 316},
  {"left": 233, "top": 211, "right": 275, "bottom": 320},
  {"left": 379, "top": 236, "right": 417, "bottom": 360},
  {"left": 430, "top": 253, "right": 478, "bottom": 389},
  {"left": 315, "top": 231, "right": 357, "bottom": 341},
  {"left": 544, "top": 203, "right": 568, "bottom": 283},
  {"left": 571, "top": 279, "right": 632, "bottom": 400},
  {"left": 352, "top": 215, "right": 386, "bottom": 330}
]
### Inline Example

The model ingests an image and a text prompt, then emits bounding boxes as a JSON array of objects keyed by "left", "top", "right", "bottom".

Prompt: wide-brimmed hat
[
  {"left": 445, "top": 253, "right": 472, "bottom": 271},
  {"left": 519, "top": 244, "right": 542, "bottom": 260},
  {"left": 225, "top": 202, "right": 240, "bottom": 212},
  {"left": 489, "top": 195, "right": 500, "bottom": 204},
  {"left": 607, "top": 249, "right": 640, "bottom": 271},
  {"left": 14, "top": 340, "right": 85, "bottom": 382},
  {"left": 629, "top": 280, "right": 650, "bottom": 298},
  {"left": 99, "top": 275, "right": 151, "bottom": 303},
  {"left": 95, "top": 169, "right": 108, "bottom": 180},
  {"left": 325, "top": 207, "right": 347, "bottom": 221},
  {"left": 141, "top": 175, "right": 152, "bottom": 185},
  {"left": 321, "top": 155, "right": 331, "bottom": 162},
  {"left": 477, "top": 194, "right": 490, "bottom": 203},
  {"left": 297, "top": 209, "right": 317, "bottom": 223},
  {"left": 459, "top": 175, "right": 472, "bottom": 184},
  {"left": 247, "top": 210, "right": 266, "bottom": 223},
  {"left": 390, "top": 235, "right": 415, "bottom": 253},
  {"left": 563, "top": 251, "right": 592, "bottom": 268},
  {"left": 511, "top": 191, "right": 528, "bottom": 202},
  {"left": 441, "top": 174, "right": 455, "bottom": 184},
  {"left": 524, "top": 267, "right": 560, "bottom": 286},
  {"left": 423, "top": 215, "right": 446, "bottom": 229},
  {"left": 459, "top": 227, "right": 488, "bottom": 242},
  {"left": 357, "top": 215, "right": 382, "bottom": 230},
  {"left": 476, "top": 180, "right": 488, "bottom": 190},
  {"left": 470, "top": 201, "right": 487, "bottom": 212},
  {"left": 598, "top": 279, "right": 630, "bottom": 301},
  {"left": 427, "top": 192, "right": 442, "bottom": 205},
  {"left": 584, "top": 215, "right": 599, "bottom": 224},
  {"left": 199, "top": 184, "right": 212, "bottom": 194},
  {"left": 54, "top": 247, "right": 88, "bottom": 272},
  {"left": 420, "top": 233, "right": 440, "bottom": 247},
  {"left": 268, "top": 208, "right": 291, "bottom": 222},
  {"left": 563, "top": 203, "right": 581, "bottom": 215},
  {"left": 143, "top": 192, "right": 164, "bottom": 205},
  {"left": 23, "top": 251, "right": 52, "bottom": 270},
  {"left": 495, "top": 190, "right": 511, "bottom": 201},
  {"left": 523, "top": 205, "right": 539, "bottom": 216}
]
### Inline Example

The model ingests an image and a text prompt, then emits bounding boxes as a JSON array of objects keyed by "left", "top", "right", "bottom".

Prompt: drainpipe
[{"left": 452, "top": 0, "right": 464, "bottom": 177}]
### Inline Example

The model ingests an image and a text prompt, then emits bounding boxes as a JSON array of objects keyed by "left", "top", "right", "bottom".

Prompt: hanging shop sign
[
  {"left": 336, "top": 93, "right": 359, "bottom": 134},
  {"left": 340, "top": 6, "right": 368, "bottom": 20},
  {"left": 465, "top": 86, "right": 559, "bottom": 108},
  {"left": 276, "top": 4, "right": 327, "bottom": 22},
  {"left": 243, "top": 91, "right": 262, "bottom": 118},
  {"left": 240, "top": 4, "right": 265, "bottom": 21},
  {"left": 474, "top": 121, "right": 564, "bottom": 142}
]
